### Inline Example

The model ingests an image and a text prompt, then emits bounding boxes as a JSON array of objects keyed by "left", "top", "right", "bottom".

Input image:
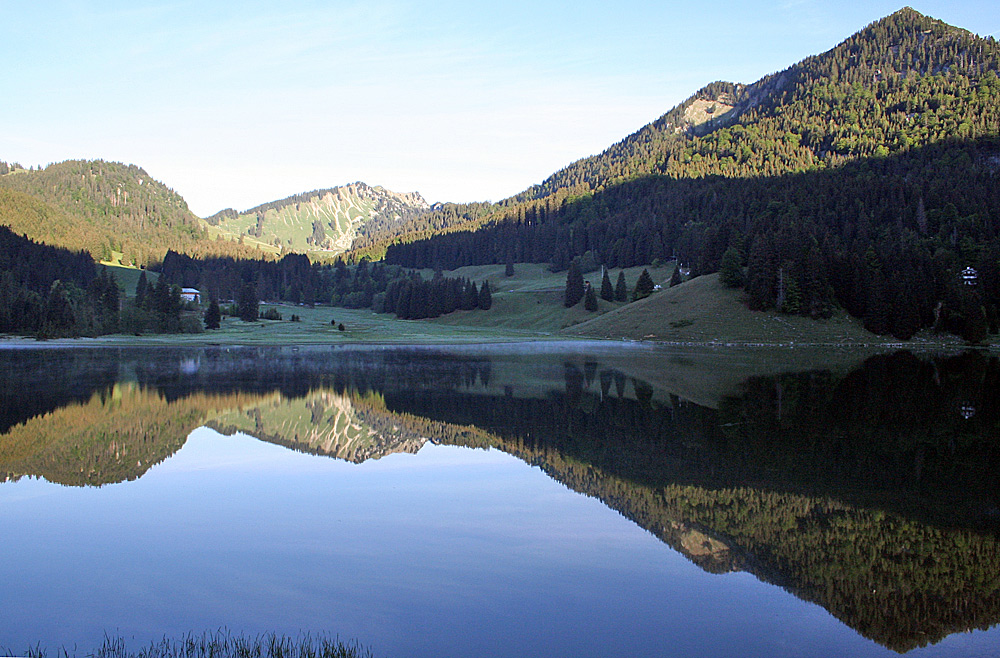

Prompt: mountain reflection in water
[{"left": 1, "top": 345, "right": 999, "bottom": 653}]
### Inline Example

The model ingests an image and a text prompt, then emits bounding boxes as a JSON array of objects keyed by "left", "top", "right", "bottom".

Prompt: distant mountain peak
[{"left": 202, "top": 182, "right": 431, "bottom": 256}]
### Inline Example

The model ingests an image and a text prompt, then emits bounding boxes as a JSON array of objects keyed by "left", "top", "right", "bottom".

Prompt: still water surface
[{"left": 1, "top": 343, "right": 999, "bottom": 657}]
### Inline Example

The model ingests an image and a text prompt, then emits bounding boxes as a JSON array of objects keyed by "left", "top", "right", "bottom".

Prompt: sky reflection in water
[
  {"left": 3, "top": 345, "right": 1000, "bottom": 657},
  {"left": 0, "top": 430, "right": 899, "bottom": 658}
]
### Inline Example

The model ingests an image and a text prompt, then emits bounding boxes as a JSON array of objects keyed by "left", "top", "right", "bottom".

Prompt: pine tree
[
  {"left": 600, "top": 269, "right": 614, "bottom": 301},
  {"left": 961, "top": 290, "right": 989, "bottom": 344},
  {"left": 632, "top": 269, "right": 655, "bottom": 301},
  {"left": 719, "top": 248, "right": 744, "bottom": 288},
  {"left": 134, "top": 270, "right": 148, "bottom": 308},
  {"left": 669, "top": 266, "right": 683, "bottom": 288},
  {"left": 614, "top": 271, "right": 628, "bottom": 302},
  {"left": 462, "top": 280, "right": 479, "bottom": 310},
  {"left": 204, "top": 297, "right": 221, "bottom": 330},
  {"left": 237, "top": 282, "right": 259, "bottom": 322},
  {"left": 565, "top": 261, "right": 585, "bottom": 307},
  {"left": 584, "top": 283, "right": 598, "bottom": 311},
  {"left": 477, "top": 280, "right": 492, "bottom": 310},
  {"left": 39, "top": 280, "right": 77, "bottom": 338}
]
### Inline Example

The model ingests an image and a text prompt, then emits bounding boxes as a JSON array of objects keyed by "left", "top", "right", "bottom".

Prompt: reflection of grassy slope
[
  {"left": 0, "top": 385, "right": 249, "bottom": 486},
  {"left": 553, "top": 344, "right": 875, "bottom": 410},
  {"left": 206, "top": 390, "right": 426, "bottom": 463}
]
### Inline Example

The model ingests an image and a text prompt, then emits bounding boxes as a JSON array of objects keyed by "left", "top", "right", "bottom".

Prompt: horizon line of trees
[{"left": 154, "top": 250, "right": 494, "bottom": 322}]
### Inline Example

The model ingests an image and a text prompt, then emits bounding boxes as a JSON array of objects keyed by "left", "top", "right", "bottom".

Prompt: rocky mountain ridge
[{"left": 204, "top": 181, "right": 430, "bottom": 257}]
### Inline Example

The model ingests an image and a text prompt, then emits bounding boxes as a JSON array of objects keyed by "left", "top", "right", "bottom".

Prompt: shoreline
[{"left": 0, "top": 331, "right": 989, "bottom": 352}]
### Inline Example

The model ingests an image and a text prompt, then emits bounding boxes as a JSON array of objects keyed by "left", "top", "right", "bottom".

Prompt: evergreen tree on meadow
[
  {"left": 151, "top": 278, "right": 169, "bottom": 313},
  {"left": 584, "top": 283, "right": 598, "bottom": 311},
  {"left": 565, "top": 261, "right": 585, "bottom": 307},
  {"left": 237, "top": 282, "right": 259, "bottom": 322},
  {"left": 614, "top": 271, "right": 628, "bottom": 302},
  {"left": 600, "top": 269, "right": 614, "bottom": 301},
  {"left": 478, "top": 280, "right": 492, "bottom": 310},
  {"left": 134, "top": 270, "right": 149, "bottom": 308},
  {"left": 632, "top": 269, "right": 655, "bottom": 301},
  {"left": 462, "top": 280, "right": 479, "bottom": 311},
  {"left": 669, "top": 266, "right": 683, "bottom": 288},
  {"left": 204, "top": 297, "right": 221, "bottom": 330}
]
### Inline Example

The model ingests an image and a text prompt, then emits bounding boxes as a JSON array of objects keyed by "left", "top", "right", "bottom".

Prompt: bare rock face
[{"left": 669, "top": 521, "right": 742, "bottom": 574}]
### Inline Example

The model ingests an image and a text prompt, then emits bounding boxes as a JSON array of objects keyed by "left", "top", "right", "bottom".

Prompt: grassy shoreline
[{"left": 0, "top": 265, "right": 993, "bottom": 350}]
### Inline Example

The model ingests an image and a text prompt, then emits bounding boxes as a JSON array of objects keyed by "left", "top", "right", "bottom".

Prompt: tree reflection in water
[{"left": 1, "top": 346, "right": 998, "bottom": 651}]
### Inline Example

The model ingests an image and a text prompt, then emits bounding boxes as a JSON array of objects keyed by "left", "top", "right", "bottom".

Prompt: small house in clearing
[
  {"left": 962, "top": 267, "right": 978, "bottom": 286},
  {"left": 180, "top": 288, "right": 202, "bottom": 303}
]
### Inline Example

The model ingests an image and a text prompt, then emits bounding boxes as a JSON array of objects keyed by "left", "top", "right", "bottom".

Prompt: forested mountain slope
[
  {"left": 513, "top": 7, "right": 1000, "bottom": 198},
  {"left": 0, "top": 160, "right": 210, "bottom": 266},
  {"left": 382, "top": 8, "right": 1000, "bottom": 340}
]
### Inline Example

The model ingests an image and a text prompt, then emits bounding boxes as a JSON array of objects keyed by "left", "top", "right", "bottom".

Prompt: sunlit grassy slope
[
  {"left": 99, "top": 263, "right": 159, "bottom": 295},
  {"left": 562, "top": 272, "right": 899, "bottom": 346},
  {"left": 9, "top": 262, "right": 972, "bottom": 352},
  {"left": 424, "top": 262, "right": 674, "bottom": 333}
]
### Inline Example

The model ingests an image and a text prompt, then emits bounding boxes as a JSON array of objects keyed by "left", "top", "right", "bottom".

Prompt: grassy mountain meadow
[
  {"left": 1, "top": 8, "right": 999, "bottom": 345},
  {"left": 203, "top": 182, "right": 429, "bottom": 258}
]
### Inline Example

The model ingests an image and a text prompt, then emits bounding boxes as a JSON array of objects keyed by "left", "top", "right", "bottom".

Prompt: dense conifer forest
[
  {"left": 0, "top": 226, "right": 109, "bottom": 337},
  {"left": 0, "top": 227, "right": 203, "bottom": 338},
  {"left": 157, "top": 250, "right": 493, "bottom": 321},
  {"left": 376, "top": 9, "right": 1000, "bottom": 339}
]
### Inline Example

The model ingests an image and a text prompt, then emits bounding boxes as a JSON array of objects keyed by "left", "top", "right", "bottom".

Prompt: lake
[{"left": 2, "top": 343, "right": 999, "bottom": 657}]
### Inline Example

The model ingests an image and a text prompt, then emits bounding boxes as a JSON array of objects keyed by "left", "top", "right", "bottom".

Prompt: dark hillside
[{"left": 382, "top": 9, "right": 1000, "bottom": 340}]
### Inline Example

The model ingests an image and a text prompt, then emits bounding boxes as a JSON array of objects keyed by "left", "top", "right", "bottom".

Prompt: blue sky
[{"left": 2, "top": 1, "right": 997, "bottom": 216}]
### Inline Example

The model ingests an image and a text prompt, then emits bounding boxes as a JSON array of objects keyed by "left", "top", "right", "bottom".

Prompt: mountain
[
  {"left": 0, "top": 160, "right": 427, "bottom": 267},
  {"left": 377, "top": 9, "right": 1000, "bottom": 341},
  {"left": 507, "top": 7, "right": 999, "bottom": 201},
  {"left": 203, "top": 182, "right": 430, "bottom": 258},
  {"left": 206, "top": 389, "right": 427, "bottom": 463},
  {"left": 0, "top": 159, "right": 215, "bottom": 267}
]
